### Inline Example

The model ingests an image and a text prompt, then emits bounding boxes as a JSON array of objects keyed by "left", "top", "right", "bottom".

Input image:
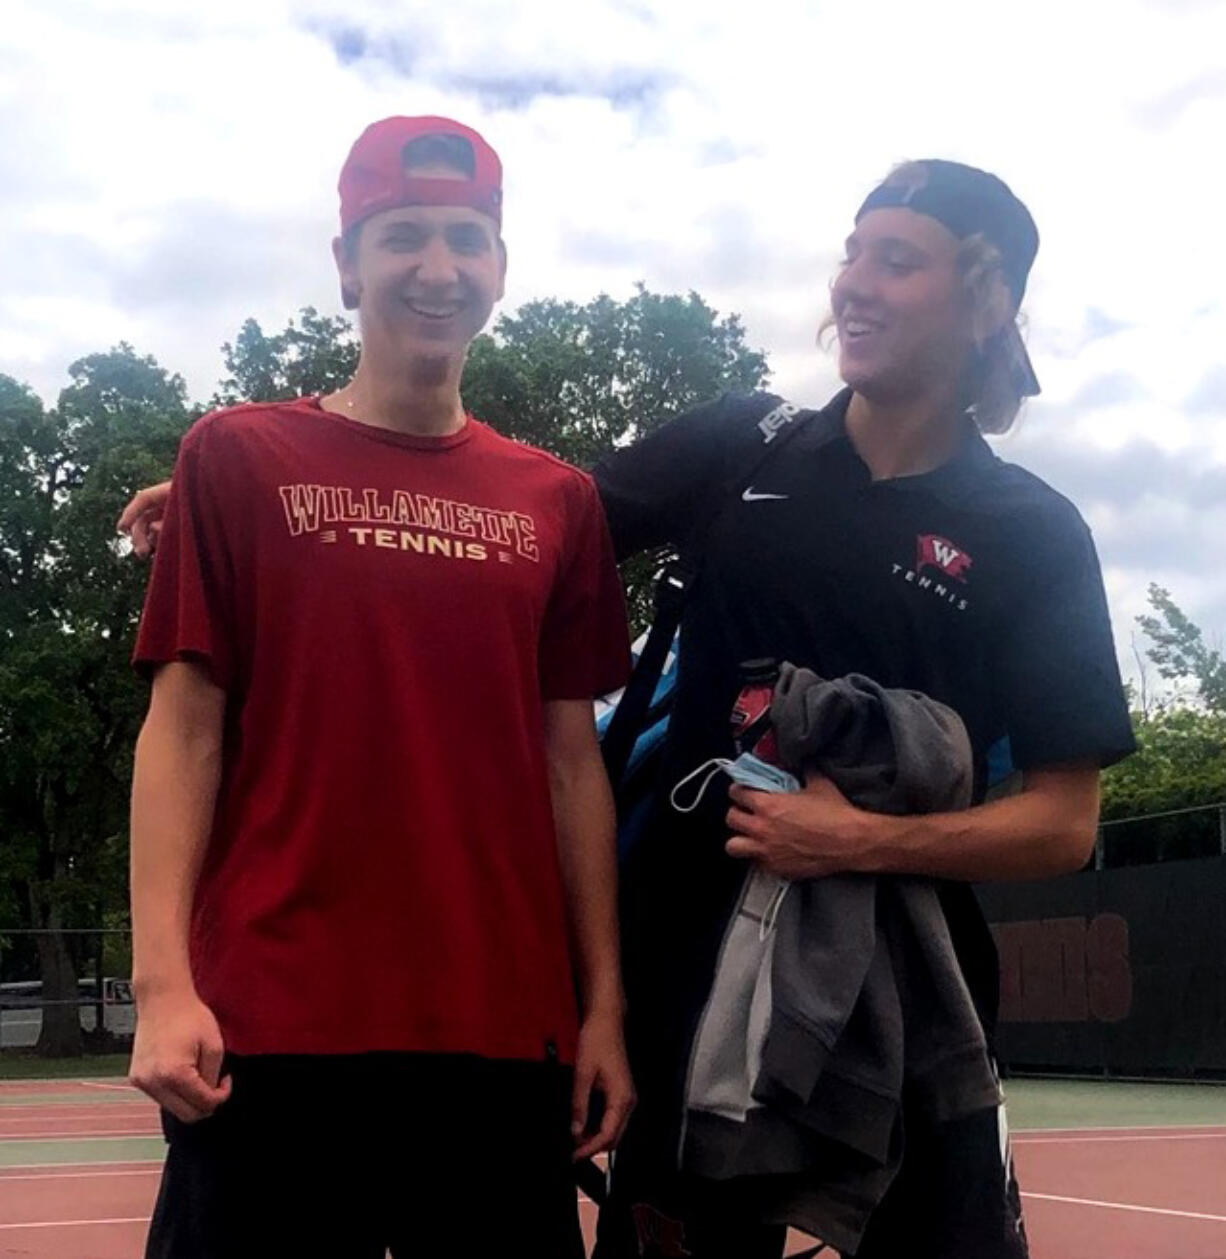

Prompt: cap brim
[{"left": 1005, "top": 320, "right": 1041, "bottom": 397}]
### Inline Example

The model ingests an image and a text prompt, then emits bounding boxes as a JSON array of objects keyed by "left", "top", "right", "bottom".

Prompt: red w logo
[{"left": 917, "top": 534, "right": 972, "bottom": 582}]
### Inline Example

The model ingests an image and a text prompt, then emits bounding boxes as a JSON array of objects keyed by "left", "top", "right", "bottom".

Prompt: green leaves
[
  {"left": 214, "top": 308, "right": 359, "bottom": 406},
  {"left": 0, "top": 348, "right": 190, "bottom": 958},
  {"left": 1099, "top": 587, "right": 1226, "bottom": 833},
  {"left": 462, "top": 285, "right": 769, "bottom": 469},
  {"left": 1102, "top": 705, "right": 1226, "bottom": 821},
  {"left": 1137, "top": 583, "right": 1226, "bottom": 713},
  {"left": 462, "top": 286, "right": 769, "bottom": 631}
]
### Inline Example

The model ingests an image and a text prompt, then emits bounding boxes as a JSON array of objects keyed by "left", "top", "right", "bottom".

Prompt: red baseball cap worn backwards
[{"left": 337, "top": 116, "right": 503, "bottom": 235}]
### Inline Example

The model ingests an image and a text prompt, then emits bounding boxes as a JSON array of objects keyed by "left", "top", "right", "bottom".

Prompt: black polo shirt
[
  {"left": 597, "top": 388, "right": 1134, "bottom": 795},
  {"left": 593, "top": 389, "right": 1135, "bottom": 1083}
]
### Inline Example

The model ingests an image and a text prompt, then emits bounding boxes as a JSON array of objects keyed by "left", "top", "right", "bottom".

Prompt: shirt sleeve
[
  {"left": 538, "top": 472, "right": 632, "bottom": 701},
  {"left": 592, "top": 393, "right": 761, "bottom": 560},
  {"left": 132, "top": 417, "right": 240, "bottom": 690},
  {"left": 991, "top": 500, "right": 1135, "bottom": 770}
]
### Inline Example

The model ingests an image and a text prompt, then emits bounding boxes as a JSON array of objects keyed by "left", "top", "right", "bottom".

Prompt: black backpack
[
  {"left": 599, "top": 395, "right": 820, "bottom": 800},
  {"left": 580, "top": 397, "right": 821, "bottom": 1214}
]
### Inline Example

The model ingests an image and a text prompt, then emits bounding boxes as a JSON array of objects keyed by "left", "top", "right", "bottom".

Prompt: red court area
[{"left": 2, "top": 1080, "right": 1224, "bottom": 1258}]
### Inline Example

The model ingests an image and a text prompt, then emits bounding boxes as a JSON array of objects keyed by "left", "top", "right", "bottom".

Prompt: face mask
[{"left": 670, "top": 752, "right": 800, "bottom": 815}]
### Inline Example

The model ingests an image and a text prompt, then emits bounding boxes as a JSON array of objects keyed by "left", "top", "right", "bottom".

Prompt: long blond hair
[
  {"left": 823, "top": 162, "right": 1031, "bottom": 435},
  {"left": 956, "top": 230, "right": 1028, "bottom": 434}
]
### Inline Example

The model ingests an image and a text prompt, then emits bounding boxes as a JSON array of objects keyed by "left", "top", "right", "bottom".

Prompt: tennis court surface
[{"left": 2, "top": 1075, "right": 1224, "bottom": 1257}]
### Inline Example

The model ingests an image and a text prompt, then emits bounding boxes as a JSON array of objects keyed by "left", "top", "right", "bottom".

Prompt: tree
[
  {"left": 214, "top": 307, "right": 359, "bottom": 407},
  {"left": 1098, "top": 704, "right": 1226, "bottom": 865},
  {"left": 218, "top": 288, "right": 768, "bottom": 467},
  {"left": 1137, "top": 583, "right": 1226, "bottom": 712},
  {"left": 1094, "top": 589, "right": 1226, "bottom": 865},
  {"left": 1100, "top": 705, "right": 1226, "bottom": 821},
  {"left": 464, "top": 286, "right": 769, "bottom": 629},
  {"left": 0, "top": 348, "right": 188, "bottom": 1054},
  {"left": 462, "top": 286, "right": 769, "bottom": 467}
]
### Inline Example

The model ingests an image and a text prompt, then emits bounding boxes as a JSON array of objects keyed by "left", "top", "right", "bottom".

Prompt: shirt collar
[{"left": 822, "top": 388, "right": 998, "bottom": 495}]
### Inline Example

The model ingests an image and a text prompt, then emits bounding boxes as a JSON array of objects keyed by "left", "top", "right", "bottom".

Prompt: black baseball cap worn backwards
[{"left": 857, "top": 159, "right": 1041, "bottom": 396}]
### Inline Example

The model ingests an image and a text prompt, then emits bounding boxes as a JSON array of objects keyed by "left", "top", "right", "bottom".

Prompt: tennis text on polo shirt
[{"left": 277, "top": 484, "right": 540, "bottom": 565}]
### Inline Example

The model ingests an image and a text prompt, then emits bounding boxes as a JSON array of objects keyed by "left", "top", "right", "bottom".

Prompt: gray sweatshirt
[{"left": 681, "top": 666, "right": 1001, "bottom": 1254}]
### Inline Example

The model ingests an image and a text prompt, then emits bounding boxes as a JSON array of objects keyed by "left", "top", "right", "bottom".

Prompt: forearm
[
  {"left": 860, "top": 769, "right": 1101, "bottom": 883},
  {"left": 549, "top": 747, "right": 624, "bottom": 1018},
  {"left": 130, "top": 674, "right": 224, "bottom": 998}
]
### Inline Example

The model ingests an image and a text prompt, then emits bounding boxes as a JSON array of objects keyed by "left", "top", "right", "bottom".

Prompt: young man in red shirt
[{"left": 128, "top": 116, "right": 633, "bottom": 1259}]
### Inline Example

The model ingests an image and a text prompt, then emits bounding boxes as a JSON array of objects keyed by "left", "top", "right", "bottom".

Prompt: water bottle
[{"left": 730, "top": 658, "right": 781, "bottom": 762}]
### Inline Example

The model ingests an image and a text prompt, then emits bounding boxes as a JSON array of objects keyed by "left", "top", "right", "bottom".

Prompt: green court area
[
  {"left": 0, "top": 1073, "right": 163, "bottom": 1174},
  {"left": 1004, "top": 1076, "right": 1226, "bottom": 1129},
  {"left": 0, "top": 1088, "right": 139, "bottom": 1107},
  {"left": 3, "top": 1058, "right": 1226, "bottom": 1122},
  {"left": 0, "top": 1052, "right": 128, "bottom": 1080},
  {"left": 0, "top": 1133, "right": 167, "bottom": 1167}
]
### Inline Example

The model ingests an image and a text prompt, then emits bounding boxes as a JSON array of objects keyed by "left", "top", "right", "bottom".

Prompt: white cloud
[{"left": 3, "top": 0, "right": 1226, "bottom": 671}]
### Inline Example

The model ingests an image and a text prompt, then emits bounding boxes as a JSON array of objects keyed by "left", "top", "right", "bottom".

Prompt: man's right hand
[
  {"left": 129, "top": 987, "right": 232, "bottom": 1122},
  {"left": 117, "top": 481, "right": 172, "bottom": 556}
]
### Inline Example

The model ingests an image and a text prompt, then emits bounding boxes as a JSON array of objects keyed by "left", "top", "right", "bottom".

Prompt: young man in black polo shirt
[{"left": 591, "top": 162, "right": 1133, "bottom": 1258}]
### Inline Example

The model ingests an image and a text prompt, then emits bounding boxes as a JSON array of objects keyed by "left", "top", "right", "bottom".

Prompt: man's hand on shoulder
[{"left": 118, "top": 480, "right": 172, "bottom": 557}]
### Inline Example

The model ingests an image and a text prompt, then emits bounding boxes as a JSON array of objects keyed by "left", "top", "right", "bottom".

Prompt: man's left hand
[
  {"left": 570, "top": 1009, "right": 635, "bottom": 1161},
  {"left": 725, "top": 774, "right": 880, "bottom": 879}
]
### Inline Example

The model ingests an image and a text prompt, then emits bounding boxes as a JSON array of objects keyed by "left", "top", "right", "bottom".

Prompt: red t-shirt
[{"left": 134, "top": 398, "right": 629, "bottom": 1062}]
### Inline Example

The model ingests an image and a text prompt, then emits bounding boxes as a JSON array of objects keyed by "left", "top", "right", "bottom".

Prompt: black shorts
[
  {"left": 596, "top": 1104, "right": 1028, "bottom": 1259},
  {"left": 851, "top": 1104, "right": 1028, "bottom": 1259},
  {"left": 145, "top": 1051, "right": 584, "bottom": 1259}
]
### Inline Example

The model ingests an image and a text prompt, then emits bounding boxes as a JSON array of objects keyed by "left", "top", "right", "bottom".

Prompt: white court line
[
  {"left": 1012, "top": 1133, "right": 1226, "bottom": 1143},
  {"left": 0, "top": 1133, "right": 160, "bottom": 1143},
  {"left": 76, "top": 1081, "right": 137, "bottom": 1092},
  {"left": 0, "top": 1160, "right": 162, "bottom": 1173},
  {"left": 0, "top": 1131, "right": 161, "bottom": 1142},
  {"left": 1016, "top": 1132, "right": 1226, "bottom": 1145},
  {"left": 0, "top": 1107, "right": 156, "bottom": 1118},
  {"left": 1023, "top": 1192, "right": 1226, "bottom": 1224},
  {"left": 0, "top": 1169, "right": 161, "bottom": 1182},
  {"left": 0, "top": 1216, "right": 149, "bottom": 1231}
]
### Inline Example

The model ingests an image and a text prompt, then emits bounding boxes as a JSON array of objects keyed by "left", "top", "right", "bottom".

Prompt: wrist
[
  {"left": 580, "top": 982, "right": 626, "bottom": 1023},
  {"left": 856, "top": 811, "right": 911, "bottom": 875},
  {"left": 132, "top": 968, "right": 196, "bottom": 1006}
]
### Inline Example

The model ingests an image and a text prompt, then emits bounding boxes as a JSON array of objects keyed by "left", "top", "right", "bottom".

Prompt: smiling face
[
  {"left": 830, "top": 206, "right": 974, "bottom": 403},
  {"left": 332, "top": 156, "right": 506, "bottom": 369}
]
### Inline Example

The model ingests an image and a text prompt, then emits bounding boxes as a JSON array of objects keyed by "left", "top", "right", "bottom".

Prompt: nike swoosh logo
[{"left": 742, "top": 487, "right": 789, "bottom": 502}]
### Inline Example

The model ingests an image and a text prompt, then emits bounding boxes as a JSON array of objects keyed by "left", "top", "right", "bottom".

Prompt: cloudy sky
[{"left": 3, "top": 0, "right": 1226, "bottom": 680}]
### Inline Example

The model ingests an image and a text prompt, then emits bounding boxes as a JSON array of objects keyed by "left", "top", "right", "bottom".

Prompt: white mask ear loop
[{"left": 670, "top": 759, "right": 733, "bottom": 814}]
